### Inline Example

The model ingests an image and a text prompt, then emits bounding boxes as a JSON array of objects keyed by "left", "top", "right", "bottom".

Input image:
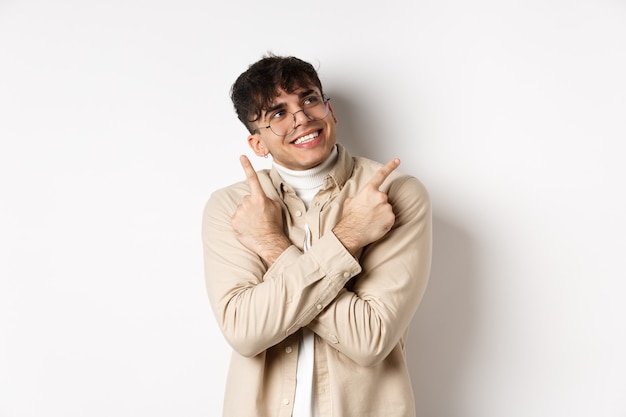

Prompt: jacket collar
[{"left": 269, "top": 144, "right": 355, "bottom": 198}]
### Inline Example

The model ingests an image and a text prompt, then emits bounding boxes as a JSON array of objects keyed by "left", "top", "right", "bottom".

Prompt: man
[{"left": 202, "top": 54, "right": 432, "bottom": 417}]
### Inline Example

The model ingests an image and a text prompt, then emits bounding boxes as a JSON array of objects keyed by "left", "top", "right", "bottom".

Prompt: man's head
[
  {"left": 231, "top": 55, "right": 325, "bottom": 133},
  {"left": 231, "top": 54, "right": 338, "bottom": 171}
]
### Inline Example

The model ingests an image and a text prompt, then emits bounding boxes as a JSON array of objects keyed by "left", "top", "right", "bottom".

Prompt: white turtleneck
[
  {"left": 273, "top": 145, "right": 338, "bottom": 209},
  {"left": 272, "top": 145, "right": 338, "bottom": 417}
]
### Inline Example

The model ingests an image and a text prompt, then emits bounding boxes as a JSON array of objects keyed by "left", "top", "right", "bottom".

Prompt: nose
[{"left": 291, "top": 109, "right": 310, "bottom": 128}]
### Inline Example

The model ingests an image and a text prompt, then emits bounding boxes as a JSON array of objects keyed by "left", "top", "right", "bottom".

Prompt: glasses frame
[{"left": 253, "top": 96, "right": 331, "bottom": 137}]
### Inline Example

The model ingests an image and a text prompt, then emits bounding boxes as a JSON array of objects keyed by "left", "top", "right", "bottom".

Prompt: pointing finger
[
  {"left": 366, "top": 158, "right": 401, "bottom": 190},
  {"left": 239, "top": 155, "right": 265, "bottom": 197}
]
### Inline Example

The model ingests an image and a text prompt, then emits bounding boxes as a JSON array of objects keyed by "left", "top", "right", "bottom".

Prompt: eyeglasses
[{"left": 254, "top": 95, "right": 331, "bottom": 137}]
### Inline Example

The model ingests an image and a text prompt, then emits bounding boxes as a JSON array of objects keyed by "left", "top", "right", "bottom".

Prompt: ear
[{"left": 247, "top": 133, "right": 268, "bottom": 157}]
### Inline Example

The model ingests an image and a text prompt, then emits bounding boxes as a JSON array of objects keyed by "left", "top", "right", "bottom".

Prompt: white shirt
[{"left": 273, "top": 146, "right": 338, "bottom": 417}]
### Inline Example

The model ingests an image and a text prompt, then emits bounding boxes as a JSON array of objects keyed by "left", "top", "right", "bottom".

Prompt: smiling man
[
  {"left": 248, "top": 87, "right": 336, "bottom": 171},
  {"left": 202, "top": 54, "right": 432, "bottom": 417}
]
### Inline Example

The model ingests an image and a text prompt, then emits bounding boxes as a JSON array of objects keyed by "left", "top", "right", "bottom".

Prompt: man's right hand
[
  {"left": 332, "top": 158, "right": 400, "bottom": 255},
  {"left": 231, "top": 155, "right": 291, "bottom": 266}
]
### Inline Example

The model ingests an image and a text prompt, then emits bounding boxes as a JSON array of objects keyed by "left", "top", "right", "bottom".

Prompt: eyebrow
[{"left": 261, "top": 89, "right": 317, "bottom": 120}]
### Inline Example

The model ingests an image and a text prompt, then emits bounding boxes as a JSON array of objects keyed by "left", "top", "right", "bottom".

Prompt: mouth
[{"left": 291, "top": 130, "right": 320, "bottom": 145}]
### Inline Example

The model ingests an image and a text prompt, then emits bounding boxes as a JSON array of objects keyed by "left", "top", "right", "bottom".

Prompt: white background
[{"left": 1, "top": 0, "right": 625, "bottom": 416}]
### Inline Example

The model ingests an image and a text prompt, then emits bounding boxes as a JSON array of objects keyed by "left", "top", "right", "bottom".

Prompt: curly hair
[{"left": 230, "top": 54, "right": 325, "bottom": 133}]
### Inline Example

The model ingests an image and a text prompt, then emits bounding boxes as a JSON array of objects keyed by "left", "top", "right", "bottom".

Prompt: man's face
[{"left": 247, "top": 86, "right": 338, "bottom": 171}]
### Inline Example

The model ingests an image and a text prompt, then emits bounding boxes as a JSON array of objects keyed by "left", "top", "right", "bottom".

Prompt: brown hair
[{"left": 230, "top": 54, "right": 324, "bottom": 133}]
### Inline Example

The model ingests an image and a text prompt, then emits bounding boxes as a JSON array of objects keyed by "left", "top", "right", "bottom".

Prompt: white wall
[{"left": 1, "top": 1, "right": 625, "bottom": 416}]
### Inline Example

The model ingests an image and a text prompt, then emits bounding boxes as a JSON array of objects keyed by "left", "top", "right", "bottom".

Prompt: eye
[
  {"left": 270, "top": 110, "right": 287, "bottom": 120},
  {"left": 303, "top": 95, "right": 321, "bottom": 106}
]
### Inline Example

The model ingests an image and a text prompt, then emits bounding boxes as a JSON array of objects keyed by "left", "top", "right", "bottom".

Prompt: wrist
[
  {"left": 259, "top": 234, "right": 292, "bottom": 266},
  {"left": 332, "top": 223, "right": 360, "bottom": 255}
]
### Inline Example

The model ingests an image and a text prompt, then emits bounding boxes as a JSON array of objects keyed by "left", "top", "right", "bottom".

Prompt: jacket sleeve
[
  {"left": 308, "top": 175, "right": 432, "bottom": 366},
  {"left": 202, "top": 183, "right": 361, "bottom": 358}
]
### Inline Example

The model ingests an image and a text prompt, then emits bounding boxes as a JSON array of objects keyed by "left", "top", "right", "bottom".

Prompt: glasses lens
[{"left": 269, "top": 97, "right": 329, "bottom": 136}]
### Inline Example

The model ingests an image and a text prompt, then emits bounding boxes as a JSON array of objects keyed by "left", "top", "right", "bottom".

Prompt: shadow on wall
[
  {"left": 333, "top": 90, "right": 477, "bottom": 414},
  {"left": 408, "top": 217, "right": 477, "bottom": 416},
  {"left": 329, "top": 91, "right": 381, "bottom": 161}
]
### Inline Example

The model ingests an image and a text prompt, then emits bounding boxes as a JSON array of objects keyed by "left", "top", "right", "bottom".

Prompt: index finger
[
  {"left": 239, "top": 155, "right": 265, "bottom": 196},
  {"left": 367, "top": 158, "right": 401, "bottom": 190}
]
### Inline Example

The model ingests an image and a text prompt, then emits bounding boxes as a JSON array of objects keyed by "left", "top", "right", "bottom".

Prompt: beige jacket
[{"left": 202, "top": 144, "right": 432, "bottom": 417}]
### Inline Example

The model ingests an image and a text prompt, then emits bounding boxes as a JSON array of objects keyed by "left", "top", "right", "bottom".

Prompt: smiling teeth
[{"left": 293, "top": 131, "right": 318, "bottom": 145}]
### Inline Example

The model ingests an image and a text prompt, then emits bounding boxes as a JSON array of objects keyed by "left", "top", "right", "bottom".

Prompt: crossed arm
[{"left": 203, "top": 155, "right": 431, "bottom": 362}]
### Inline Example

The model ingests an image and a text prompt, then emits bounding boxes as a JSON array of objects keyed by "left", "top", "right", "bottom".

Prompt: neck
[{"left": 273, "top": 146, "right": 338, "bottom": 207}]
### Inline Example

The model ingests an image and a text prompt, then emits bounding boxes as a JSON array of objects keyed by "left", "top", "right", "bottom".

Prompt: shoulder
[
  {"left": 351, "top": 156, "right": 429, "bottom": 199},
  {"left": 203, "top": 169, "right": 273, "bottom": 215}
]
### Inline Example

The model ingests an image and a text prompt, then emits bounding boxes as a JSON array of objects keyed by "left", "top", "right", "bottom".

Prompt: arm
[
  {"left": 202, "top": 158, "right": 361, "bottom": 357},
  {"left": 309, "top": 176, "right": 432, "bottom": 366}
]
